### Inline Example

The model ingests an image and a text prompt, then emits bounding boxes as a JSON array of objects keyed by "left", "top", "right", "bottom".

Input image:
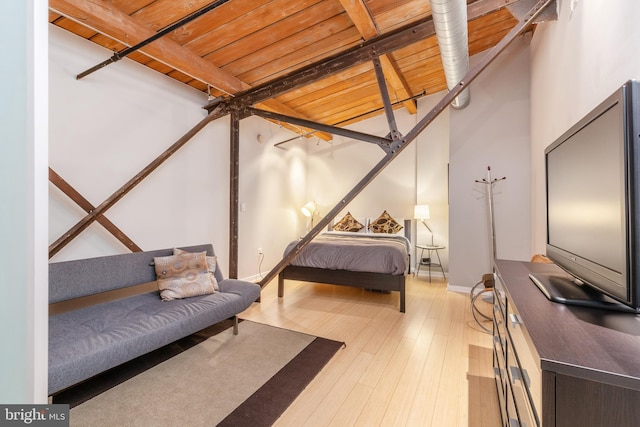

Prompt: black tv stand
[{"left": 529, "top": 272, "right": 640, "bottom": 313}]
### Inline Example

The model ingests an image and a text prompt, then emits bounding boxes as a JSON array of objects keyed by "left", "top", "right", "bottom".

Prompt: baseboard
[
  {"left": 413, "top": 271, "right": 447, "bottom": 280},
  {"left": 446, "top": 284, "right": 473, "bottom": 294}
]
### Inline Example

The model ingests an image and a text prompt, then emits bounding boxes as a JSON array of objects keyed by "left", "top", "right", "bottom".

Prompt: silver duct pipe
[{"left": 430, "top": 0, "right": 470, "bottom": 109}]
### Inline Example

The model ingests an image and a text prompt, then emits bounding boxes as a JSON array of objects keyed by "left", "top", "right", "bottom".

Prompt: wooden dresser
[{"left": 493, "top": 259, "right": 640, "bottom": 427}]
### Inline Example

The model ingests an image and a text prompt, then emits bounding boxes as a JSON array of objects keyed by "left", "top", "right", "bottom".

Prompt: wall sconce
[
  {"left": 414, "top": 204, "right": 434, "bottom": 246},
  {"left": 301, "top": 201, "right": 317, "bottom": 228}
]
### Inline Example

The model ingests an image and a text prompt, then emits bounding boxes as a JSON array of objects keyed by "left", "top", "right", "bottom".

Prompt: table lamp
[
  {"left": 414, "top": 204, "right": 434, "bottom": 245},
  {"left": 301, "top": 201, "right": 317, "bottom": 228}
]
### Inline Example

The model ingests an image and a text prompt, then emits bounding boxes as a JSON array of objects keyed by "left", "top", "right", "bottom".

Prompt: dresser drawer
[
  {"left": 494, "top": 331, "right": 507, "bottom": 387},
  {"left": 494, "top": 278, "right": 507, "bottom": 315},
  {"left": 507, "top": 338, "right": 537, "bottom": 427},
  {"left": 506, "top": 299, "right": 541, "bottom": 426},
  {"left": 493, "top": 281, "right": 509, "bottom": 426},
  {"left": 494, "top": 347, "right": 508, "bottom": 426},
  {"left": 505, "top": 379, "right": 520, "bottom": 427},
  {"left": 494, "top": 304, "right": 507, "bottom": 349}
]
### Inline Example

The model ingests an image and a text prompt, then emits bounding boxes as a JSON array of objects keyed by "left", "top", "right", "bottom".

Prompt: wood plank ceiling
[{"left": 49, "top": 0, "right": 519, "bottom": 136}]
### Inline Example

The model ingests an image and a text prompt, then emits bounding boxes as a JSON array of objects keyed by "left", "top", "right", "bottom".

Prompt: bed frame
[
  {"left": 278, "top": 266, "right": 406, "bottom": 312},
  {"left": 278, "top": 220, "right": 411, "bottom": 313}
]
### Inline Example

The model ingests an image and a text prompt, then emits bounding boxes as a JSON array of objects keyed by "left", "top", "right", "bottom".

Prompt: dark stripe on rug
[{"left": 217, "top": 337, "right": 344, "bottom": 427}]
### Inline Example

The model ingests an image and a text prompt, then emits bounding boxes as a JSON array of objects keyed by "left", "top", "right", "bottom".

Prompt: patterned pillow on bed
[
  {"left": 369, "top": 210, "right": 403, "bottom": 234},
  {"left": 333, "top": 212, "right": 364, "bottom": 232}
]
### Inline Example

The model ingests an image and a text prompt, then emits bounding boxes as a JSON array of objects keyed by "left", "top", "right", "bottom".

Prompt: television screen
[
  {"left": 546, "top": 101, "right": 626, "bottom": 294},
  {"left": 532, "top": 80, "right": 640, "bottom": 312}
]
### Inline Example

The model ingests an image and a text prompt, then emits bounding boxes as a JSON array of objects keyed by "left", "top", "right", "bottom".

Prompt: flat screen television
[{"left": 529, "top": 80, "right": 640, "bottom": 313}]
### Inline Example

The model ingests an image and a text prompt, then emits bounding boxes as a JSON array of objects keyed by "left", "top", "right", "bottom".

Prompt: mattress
[{"left": 284, "top": 231, "right": 410, "bottom": 275}]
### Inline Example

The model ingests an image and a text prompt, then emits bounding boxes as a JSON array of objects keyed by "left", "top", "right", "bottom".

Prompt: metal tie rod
[{"left": 76, "top": 0, "right": 230, "bottom": 80}]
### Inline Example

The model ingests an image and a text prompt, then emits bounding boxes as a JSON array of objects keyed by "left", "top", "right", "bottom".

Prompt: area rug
[{"left": 56, "top": 319, "right": 343, "bottom": 427}]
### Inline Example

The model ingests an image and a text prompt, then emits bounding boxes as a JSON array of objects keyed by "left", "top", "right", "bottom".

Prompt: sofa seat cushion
[{"left": 49, "top": 279, "right": 260, "bottom": 395}]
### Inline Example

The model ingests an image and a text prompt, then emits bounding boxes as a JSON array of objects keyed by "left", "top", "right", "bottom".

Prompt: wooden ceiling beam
[
  {"left": 49, "top": 0, "right": 246, "bottom": 94},
  {"left": 49, "top": 0, "right": 332, "bottom": 141},
  {"left": 338, "top": 0, "right": 417, "bottom": 114},
  {"left": 211, "top": 0, "right": 514, "bottom": 113},
  {"left": 75, "top": 0, "right": 232, "bottom": 80}
]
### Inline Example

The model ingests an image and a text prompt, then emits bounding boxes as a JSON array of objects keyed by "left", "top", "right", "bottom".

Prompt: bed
[{"left": 278, "top": 212, "right": 411, "bottom": 312}]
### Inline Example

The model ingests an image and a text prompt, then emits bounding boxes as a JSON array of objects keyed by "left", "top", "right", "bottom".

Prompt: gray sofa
[{"left": 48, "top": 244, "right": 260, "bottom": 396}]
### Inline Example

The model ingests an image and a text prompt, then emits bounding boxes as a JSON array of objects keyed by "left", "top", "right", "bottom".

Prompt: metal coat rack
[{"left": 475, "top": 166, "right": 506, "bottom": 263}]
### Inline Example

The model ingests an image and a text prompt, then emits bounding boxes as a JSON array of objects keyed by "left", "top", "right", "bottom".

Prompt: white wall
[
  {"left": 415, "top": 95, "right": 450, "bottom": 272},
  {"left": 0, "top": 0, "right": 49, "bottom": 403},
  {"left": 305, "top": 109, "right": 418, "bottom": 223},
  {"left": 238, "top": 116, "right": 308, "bottom": 279},
  {"left": 530, "top": 0, "right": 640, "bottom": 252},
  {"left": 302, "top": 35, "right": 533, "bottom": 293},
  {"left": 49, "top": 26, "right": 301, "bottom": 280},
  {"left": 303, "top": 96, "right": 451, "bottom": 277},
  {"left": 304, "top": 107, "right": 418, "bottom": 265},
  {"left": 449, "top": 36, "right": 532, "bottom": 289}
]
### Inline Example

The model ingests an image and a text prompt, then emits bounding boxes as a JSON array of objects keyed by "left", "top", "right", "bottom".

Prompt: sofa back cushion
[{"left": 49, "top": 244, "right": 219, "bottom": 304}]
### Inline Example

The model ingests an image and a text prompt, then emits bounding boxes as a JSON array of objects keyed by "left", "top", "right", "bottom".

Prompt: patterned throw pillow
[
  {"left": 369, "top": 210, "right": 403, "bottom": 234},
  {"left": 333, "top": 212, "right": 364, "bottom": 232},
  {"left": 174, "top": 248, "right": 219, "bottom": 291},
  {"left": 154, "top": 251, "right": 216, "bottom": 301}
]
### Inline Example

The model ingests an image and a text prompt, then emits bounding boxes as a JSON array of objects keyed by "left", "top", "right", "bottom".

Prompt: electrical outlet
[{"left": 257, "top": 248, "right": 263, "bottom": 255}]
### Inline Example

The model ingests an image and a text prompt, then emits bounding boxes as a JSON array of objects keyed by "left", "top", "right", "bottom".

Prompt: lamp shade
[
  {"left": 301, "top": 201, "right": 317, "bottom": 218},
  {"left": 414, "top": 204, "right": 430, "bottom": 220}
]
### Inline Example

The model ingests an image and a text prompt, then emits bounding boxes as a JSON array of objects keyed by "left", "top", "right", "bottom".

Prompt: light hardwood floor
[{"left": 239, "top": 274, "right": 501, "bottom": 427}]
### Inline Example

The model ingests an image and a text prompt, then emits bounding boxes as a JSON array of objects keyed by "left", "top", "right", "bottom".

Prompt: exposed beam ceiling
[
  {"left": 49, "top": 0, "right": 333, "bottom": 140},
  {"left": 49, "top": 0, "right": 525, "bottom": 135}
]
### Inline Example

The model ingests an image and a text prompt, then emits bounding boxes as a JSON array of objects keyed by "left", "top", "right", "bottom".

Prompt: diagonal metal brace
[
  {"left": 49, "top": 108, "right": 220, "bottom": 258},
  {"left": 372, "top": 55, "right": 401, "bottom": 144},
  {"left": 257, "top": 0, "right": 556, "bottom": 289},
  {"left": 49, "top": 168, "right": 142, "bottom": 256},
  {"left": 248, "top": 107, "right": 392, "bottom": 148}
]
